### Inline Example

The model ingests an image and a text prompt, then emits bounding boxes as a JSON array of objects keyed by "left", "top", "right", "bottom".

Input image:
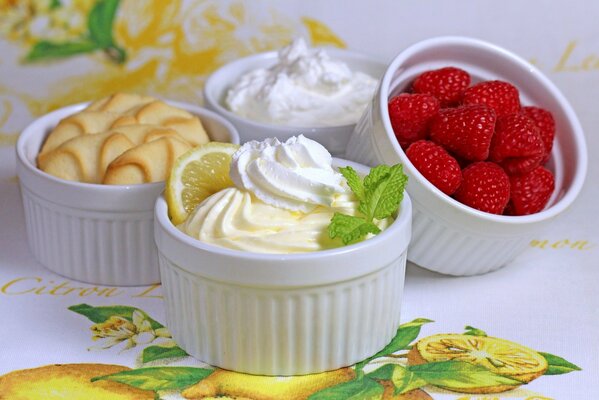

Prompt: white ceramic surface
[
  {"left": 346, "top": 36, "right": 588, "bottom": 275},
  {"left": 154, "top": 159, "right": 412, "bottom": 375},
  {"left": 204, "top": 48, "right": 386, "bottom": 156},
  {"left": 16, "top": 101, "right": 240, "bottom": 286}
]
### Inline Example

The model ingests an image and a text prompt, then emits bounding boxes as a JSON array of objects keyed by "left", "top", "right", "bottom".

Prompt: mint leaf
[
  {"left": 308, "top": 377, "right": 384, "bottom": 400},
  {"left": 464, "top": 326, "right": 487, "bottom": 336},
  {"left": 408, "top": 360, "right": 522, "bottom": 391},
  {"left": 361, "top": 164, "right": 407, "bottom": 220},
  {"left": 363, "top": 165, "right": 391, "bottom": 191},
  {"left": 328, "top": 213, "right": 380, "bottom": 245},
  {"left": 88, "top": 0, "right": 120, "bottom": 47},
  {"left": 339, "top": 166, "right": 365, "bottom": 201},
  {"left": 92, "top": 366, "right": 213, "bottom": 391},
  {"left": 25, "top": 40, "right": 99, "bottom": 62},
  {"left": 355, "top": 318, "right": 432, "bottom": 372},
  {"left": 539, "top": 352, "right": 581, "bottom": 375},
  {"left": 328, "top": 163, "right": 407, "bottom": 246},
  {"left": 68, "top": 304, "right": 164, "bottom": 330},
  {"left": 142, "top": 345, "right": 188, "bottom": 363}
]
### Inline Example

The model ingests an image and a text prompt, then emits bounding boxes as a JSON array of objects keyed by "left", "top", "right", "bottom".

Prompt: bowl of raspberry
[{"left": 346, "top": 36, "right": 587, "bottom": 275}]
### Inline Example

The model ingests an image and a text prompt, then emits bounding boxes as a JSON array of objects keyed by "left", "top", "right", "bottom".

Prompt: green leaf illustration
[
  {"left": 408, "top": 360, "right": 522, "bottom": 391},
  {"left": 464, "top": 326, "right": 487, "bottom": 336},
  {"left": 68, "top": 304, "right": 164, "bottom": 330},
  {"left": 88, "top": 0, "right": 120, "bottom": 47},
  {"left": 25, "top": 0, "right": 126, "bottom": 63},
  {"left": 365, "top": 364, "right": 395, "bottom": 380},
  {"left": 142, "top": 344, "right": 189, "bottom": 363},
  {"left": 92, "top": 366, "right": 213, "bottom": 392},
  {"left": 367, "top": 364, "right": 427, "bottom": 395},
  {"left": 355, "top": 318, "right": 433, "bottom": 372},
  {"left": 26, "top": 40, "right": 99, "bottom": 62},
  {"left": 392, "top": 365, "right": 428, "bottom": 395},
  {"left": 308, "top": 377, "right": 384, "bottom": 400},
  {"left": 539, "top": 352, "right": 582, "bottom": 375}
]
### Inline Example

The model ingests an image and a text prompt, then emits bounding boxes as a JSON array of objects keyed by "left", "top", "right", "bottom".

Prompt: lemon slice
[
  {"left": 407, "top": 333, "right": 548, "bottom": 394},
  {"left": 166, "top": 142, "right": 239, "bottom": 225}
]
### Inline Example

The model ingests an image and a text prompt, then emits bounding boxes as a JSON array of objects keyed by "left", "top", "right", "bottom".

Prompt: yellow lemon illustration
[
  {"left": 166, "top": 142, "right": 239, "bottom": 224},
  {"left": 182, "top": 367, "right": 355, "bottom": 400},
  {"left": 302, "top": 17, "right": 346, "bottom": 48},
  {"left": 407, "top": 334, "right": 548, "bottom": 394},
  {"left": 0, "top": 363, "right": 155, "bottom": 400}
]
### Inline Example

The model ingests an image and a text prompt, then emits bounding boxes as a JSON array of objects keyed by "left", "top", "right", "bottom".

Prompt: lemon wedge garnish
[{"left": 165, "top": 142, "right": 239, "bottom": 225}]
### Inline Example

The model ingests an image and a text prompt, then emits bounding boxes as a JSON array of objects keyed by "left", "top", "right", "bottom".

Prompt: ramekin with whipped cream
[
  {"left": 154, "top": 135, "right": 412, "bottom": 375},
  {"left": 204, "top": 38, "right": 386, "bottom": 156}
]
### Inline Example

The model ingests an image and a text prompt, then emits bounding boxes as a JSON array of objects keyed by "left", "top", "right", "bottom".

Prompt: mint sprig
[{"left": 328, "top": 164, "right": 407, "bottom": 245}]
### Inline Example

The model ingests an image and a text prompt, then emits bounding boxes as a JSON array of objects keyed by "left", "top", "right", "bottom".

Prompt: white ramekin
[
  {"left": 204, "top": 48, "right": 386, "bottom": 156},
  {"left": 154, "top": 159, "right": 412, "bottom": 375},
  {"left": 16, "top": 101, "right": 240, "bottom": 286},
  {"left": 346, "top": 36, "right": 587, "bottom": 276}
]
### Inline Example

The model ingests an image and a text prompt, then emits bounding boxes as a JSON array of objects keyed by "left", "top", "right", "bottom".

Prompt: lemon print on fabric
[
  {"left": 182, "top": 367, "right": 354, "bottom": 400},
  {"left": 0, "top": 363, "right": 155, "bottom": 400},
  {"left": 379, "top": 382, "right": 434, "bottom": 400},
  {"left": 407, "top": 334, "right": 548, "bottom": 394},
  {"left": 301, "top": 17, "right": 346, "bottom": 47}
]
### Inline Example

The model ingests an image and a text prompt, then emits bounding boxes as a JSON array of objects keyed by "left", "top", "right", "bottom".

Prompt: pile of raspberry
[{"left": 388, "top": 66, "right": 555, "bottom": 216}]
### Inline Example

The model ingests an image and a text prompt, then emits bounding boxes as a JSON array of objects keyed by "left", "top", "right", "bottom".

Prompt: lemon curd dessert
[
  {"left": 37, "top": 93, "right": 210, "bottom": 184},
  {"left": 166, "top": 135, "right": 407, "bottom": 253},
  {"left": 156, "top": 135, "right": 412, "bottom": 375}
]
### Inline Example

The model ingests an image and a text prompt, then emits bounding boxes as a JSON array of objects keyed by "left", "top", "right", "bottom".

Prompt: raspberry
[
  {"left": 430, "top": 104, "right": 496, "bottom": 161},
  {"left": 406, "top": 140, "right": 462, "bottom": 195},
  {"left": 521, "top": 106, "right": 555, "bottom": 164},
  {"left": 490, "top": 114, "right": 545, "bottom": 175},
  {"left": 454, "top": 162, "right": 510, "bottom": 214},
  {"left": 508, "top": 166, "right": 555, "bottom": 215},
  {"left": 463, "top": 80, "right": 521, "bottom": 117},
  {"left": 388, "top": 93, "right": 440, "bottom": 148},
  {"left": 412, "top": 67, "right": 471, "bottom": 107}
]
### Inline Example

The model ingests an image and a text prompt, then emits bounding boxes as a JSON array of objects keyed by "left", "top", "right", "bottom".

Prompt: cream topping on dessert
[
  {"left": 229, "top": 135, "right": 345, "bottom": 213},
  {"left": 179, "top": 187, "right": 364, "bottom": 253},
  {"left": 178, "top": 135, "right": 391, "bottom": 253},
  {"left": 225, "top": 38, "right": 378, "bottom": 127}
]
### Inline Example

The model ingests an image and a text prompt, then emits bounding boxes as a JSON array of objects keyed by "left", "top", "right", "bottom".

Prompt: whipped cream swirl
[
  {"left": 229, "top": 135, "right": 346, "bottom": 212},
  {"left": 225, "top": 38, "right": 378, "bottom": 127}
]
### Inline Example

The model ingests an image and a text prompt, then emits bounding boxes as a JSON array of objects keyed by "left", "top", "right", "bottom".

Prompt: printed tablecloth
[{"left": 1, "top": 1, "right": 598, "bottom": 399}]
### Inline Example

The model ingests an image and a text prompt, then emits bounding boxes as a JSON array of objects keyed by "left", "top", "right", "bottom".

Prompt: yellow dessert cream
[{"left": 177, "top": 135, "right": 392, "bottom": 253}]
